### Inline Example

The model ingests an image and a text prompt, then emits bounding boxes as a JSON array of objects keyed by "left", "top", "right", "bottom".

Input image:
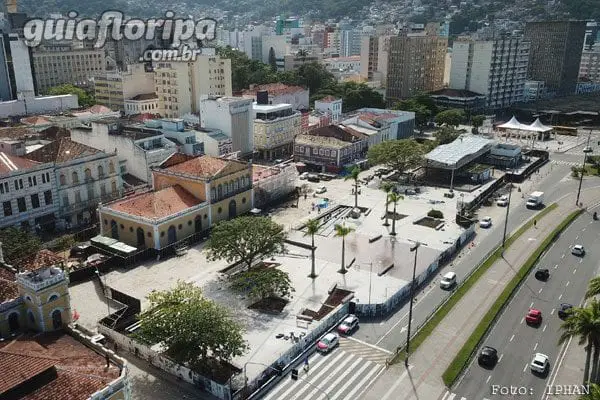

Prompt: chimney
[
  {"left": 256, "top": 90, "right": 269, "bottom": 105},
  {"left": 6, "top": 0, "right": 17, "bottom": 13}
]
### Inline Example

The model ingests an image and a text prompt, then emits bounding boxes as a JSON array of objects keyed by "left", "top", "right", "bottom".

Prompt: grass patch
[
  {"left": 390, "top": 203, "right": 558, "bottom": 364},
  {"left": 441, "top": 208, "right": 583, "bottom": 386}
]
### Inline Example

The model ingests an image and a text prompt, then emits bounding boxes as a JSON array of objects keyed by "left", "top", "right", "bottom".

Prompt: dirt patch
[
  {"left": 385, "top": 212, "right": 408, "bottom": 221},
  {"left": 248, "top": 296, "right": 288, "bottom": 314},
  {"left": 301, "top": 288, "right": 353, "bottom": 321},
  {"left": 414, "top": 216, "right": 443, "bottom": 229}
]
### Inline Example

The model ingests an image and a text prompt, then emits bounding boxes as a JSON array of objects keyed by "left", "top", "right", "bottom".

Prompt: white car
[
  {"left": 440, "top": 272, "right": 457, "bottom": 289},
  {"left": 571, "top": 244, "right": 585, "bottom": 256},
  {"left": 299, "top": 172, "right": 309, "bottom": 180},
  {"left": 337, "top": 315, "right": 359, "bottom": 334},
  {"left": 479, "top": 216, "right": 492, "bottom": 228},
  {"left": 530, "top": 353, "right": 549, "bottom": 374},
  {"left": 316, "top": 332, "right": 339, "bottom": 353},
  {"left": 316, "top": 186, "right": 327, "bottom": 194},
  {"left": 496, "top": 195, "right": 509, "bottom": 207}
]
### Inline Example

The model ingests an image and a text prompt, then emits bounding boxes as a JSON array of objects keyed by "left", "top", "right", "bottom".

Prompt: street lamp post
[
  {"left": 501, "top": 171, "right": 514, "bottom": 249},
  {"left": 405, "top": 240, "right": 427, "bottom": 367},
  {"left": 576, "top": 129, "right": 593, "bottom": 207}
]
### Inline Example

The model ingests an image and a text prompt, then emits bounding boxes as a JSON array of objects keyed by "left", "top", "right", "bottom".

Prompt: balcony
[
  {"left": 61, "top": 191, "right": 123, "bottom": 214},
  {"left": 17, "top": 267, "right": 66, "bottom": 292}
]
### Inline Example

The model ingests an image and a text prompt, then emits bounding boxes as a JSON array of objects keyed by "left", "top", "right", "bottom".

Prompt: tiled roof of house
[
  {"left": 0, "top": 268, "right": 18, "bottom": 304},
  {"left": 87, "top": 105, "right": 113, "bottom": 114},
  {"left": 106, "top": 185, "right": 201, "bottom": 219},
  {"left": 241, "top": 83, "right": 306, "bottom": 96},
  {"left": 0, "top": 152, "right": 40, "bottom": 174},
  {"left": 0, "top": 332, "right": 121, "bottom": 399},
  {"left": 17, "top": 250, "right": 64, "bottom": 273},
  {"left": 130, "top": 93, "right": 158, "bottom": 101},
  {"left": 162, "top": 155, "right": 230, "bottom": 178},
  {"left": 159, "top": 152, "right": 196, "bottom": 168},
  {"left": 39, "top": 126, "right": 71, "bottom": 140},
  {"left": 25, "top": 138, "right": 101, "bottom": 164},
  {"left": 20, "top": 116, "right": 51, "bottom": 126},
  {"left": 0, "top": 126, "right": 36, "bottom": 140}
]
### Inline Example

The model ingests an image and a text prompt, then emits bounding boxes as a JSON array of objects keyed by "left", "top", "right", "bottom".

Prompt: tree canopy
[
  {"left": 46, "top": 84, "right": 95, "bottom": 108},
  {"left": 206, "top": 216, "right": 286, "bottom": 270},
  {"left": 230, "top": 268, "right": 294, "bottom": 300},
  {"left": 0, "top": 227, "right": 41, "bottom": 266},
  {"left": 136, "top": 282, "right": 248, "bottom": 368},
  {"left": 434, "top": 109, "right": 465, "bottom": 127},
  {"left": 434, "top": 126, "right": 462, "bottom": 145},
  {"left": 367, "top": 139, "right": 426, "bottom": 173},
  {"left": 393, "top": 94, "right": 438, "bottom": 128}
]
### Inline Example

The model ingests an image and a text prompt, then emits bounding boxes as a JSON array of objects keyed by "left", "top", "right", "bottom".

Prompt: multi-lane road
[{"left": 445, "top": 211, "right": 600, "bottom": 400}]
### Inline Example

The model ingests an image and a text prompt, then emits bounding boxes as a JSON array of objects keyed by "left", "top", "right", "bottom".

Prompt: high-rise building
[
  {"left": 94, "top": 64, "right": 155, "bottom": 111},
  {"left": 580, "top": 43, "right": 600, "bottom": 83},
  {"left": 360, "top": 35, "right": 391, "bottom": 84},
  {"left": 340, "top": 29, "right": 362, "bottom": 57},
  {"left": 449, "top": 35, "right": 530, "bottom": 110},
  {"left": 524, "top": 21, "right": 587, "bottom": 95},
  {"left": 0, "top": 33, "right": 35, "bottom": 100},
  {"left": 386, "top": 24, "right": 447, "bottom": 101}
]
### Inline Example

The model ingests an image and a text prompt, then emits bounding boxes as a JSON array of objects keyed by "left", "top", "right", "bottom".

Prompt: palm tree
[
  {"left": 334, "top": 223, "right": 354, "bottom": 274},
  {"left": 586, "top": 277, "right": 600, "bottom": 299},
  {"left": 580, "top": 383, "right": 600, "bottom": 400},
  {"left": 304, "top": 219, "right": 320, "bottom": 278},
  {"left": 345, "top": 166, "right": 361, "bottom": 208},
  {"left": 559, "top": 299, "right": 600, "bottom": 384},
  {"left": 381, "top": 182, "right": 394, "bottom": 226},
  {"left": 297, "top": 49, "right": 308, "bottom": 61},
  {"left": 387, "top": 192, "right": 404, "bottom": 236}
]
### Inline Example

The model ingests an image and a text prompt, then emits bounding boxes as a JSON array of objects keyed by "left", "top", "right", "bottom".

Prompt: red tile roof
[
  {"left": 17, "top": 250, "right": 64, "bottom": 272},
  {"left": 86, "top": 105, "right": 113, "bottom": 114},
  {"left": 0, "top": 126, "right": 36, "bottom": 140},
  {"left": 106, "top": 185, "right": 202, "bottom": 219},
  {"left": 159, "top": 152, "right": 196, "bottom": 168},
  {"left": 0, "top": 152, "right": 40, "bottom": 174},
  {"left": 0, "top": 268, "right": 18, "bottom": 304},
  {"left": 25, "top": 138, "right": 101, "bottom": 164},
  {"left": 20, "top": 116, "right": 50, "bottom": 126},
  {"left": 241, "top": 83, "right": 307, "bottom": 96},
  {"left": 0, "top": 332, "right": 121, "bottom": 399},
  {"left": 252, "top": 165, "right": 279, "bottom": 182},
  {"left": 162, "top": 155, "right": 229, "bottom": 178}
]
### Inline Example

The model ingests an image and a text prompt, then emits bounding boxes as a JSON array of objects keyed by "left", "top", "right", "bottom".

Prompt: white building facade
[{"left": 199, "top": 97, "right": 254, "bottom": 157}]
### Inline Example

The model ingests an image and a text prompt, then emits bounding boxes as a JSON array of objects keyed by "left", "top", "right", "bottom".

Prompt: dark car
[
  {"left": 558, "top": 303, "right": 574, "bottom": 319},
  {"left": 70, "top": 242, "right": 92, "bottom": 258},
  {"left": 478, "top": 346, "right": 498, "bottom": 367},
  {"left": 535, "top": 269, "right": 550, "bottom": 281}
]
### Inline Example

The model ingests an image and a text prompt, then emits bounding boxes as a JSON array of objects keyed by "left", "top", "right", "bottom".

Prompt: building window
[
  {"left": 97, "top": 165, "right": 104, "bottom": 177},
  {"left": 44, "top": 190, "right": 52, "bottom": 204},
  {"left": 3, "top": 201, "right": 12, "bottom": 216},
  {"left": 72, "top": 171, "right": 79, "bottom": 184},
  {"left": 188, "top": 220, "right": 192, "bottom": 226},
  {"left": 60, "top": 174, "right": 66, "bottom": 185},
  {"left": 218, "top": 207, "right": 222, "bottom": 214},
  {"left": 84, "top": 168, "right": 92, "bottom": 180},
  {"left": 100, "top": 183, "right": 106, "bottom": 196},
  {"left": 120, "top": 224, "right": 125, "bottom": 230},
  {"left": 109, "top": 161, "right": 115, "bottom": 174},
  {"left": 147, "top": 231, "right": 152, "bottom": 237},
  {"left": 242, "top": 197, "right": 246, "bottom": 204},
  {"left": 129, "top": 226, "right": 134, "bottom": 232},
  {"left": 218, "top": 184, "right": 222, "bottom": 199},
  {"left": 210, "top": 188, "right": 216, "bottom": 201},
  {"left": 111, "top": 181, "right": 117, "bottom": 194},
  {"left": 31, "top": 194, "right": 40, "bottom": 209},
  {"left": 178, "top": 224, "right": 182, "bottom": 230},
  {"left": 204, "top": 214, "right": 207, "bottom": 219},
  {"left": 160, "top": 231, "right": 165, "bottom": 237},
  {"left": 17, "top": 197, "right": 26, "bottom": 212},
  {"left": 74, "top": 191, "right": 81, "bottom": 203},
  {"left": 104, "top": 219, "right": 108, "bottom": 225},
  {"left": 0, "top": 182, "right": 8, "bottom": 194}
]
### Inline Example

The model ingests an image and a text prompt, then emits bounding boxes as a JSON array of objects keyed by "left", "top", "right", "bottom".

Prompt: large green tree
[
  {"left": 136, "top": 282, "right": 248, "bottom": 368},
  {"left": 230, "top": 268, "right": 294, "bottom": 301},
  {"left": 393, "top": 94, "right": 437, "bottom": 130},
  {"left": 206, "top": 216, "right": 286, "bottom": 270},
  {"left": 46, "top": 84, "right": 95, "bottom": 107},
  {"left": 434, "top": 126, "right": 461, "bottom": 145},
  {"left": 0, "top": 227, "right": 41, "bottom": 266},
  {"left": 367, "top": 139, "right": 425, "bottom": 173},
  {"left": 434, "top": 109, "right": 465, "bottom": 127}
]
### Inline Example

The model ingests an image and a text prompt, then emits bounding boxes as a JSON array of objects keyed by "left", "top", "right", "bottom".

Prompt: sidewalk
[
  {"left": 361, "top": 191, "right": 588, "bottom": 400},
  {"left": 546, "top": 340, "right": 588, "bottom": 400}
]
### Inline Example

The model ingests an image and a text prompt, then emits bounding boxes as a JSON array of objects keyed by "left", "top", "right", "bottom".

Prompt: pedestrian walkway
[
  {"left": 263, "top": 348, "right": 385, "bottom": 400},
  {"left": 359, "top": 189, "right": 599, "bottom": 400},
  {"left": 442, "top": 391, "right": 490, "bottom": 400}
]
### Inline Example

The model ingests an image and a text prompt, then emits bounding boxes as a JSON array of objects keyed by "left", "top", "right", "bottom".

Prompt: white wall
[
  {"left": 0, "top": 94, "right": 78, "bottom": 118},
  {"left": 9, "top": 37, "right": 35, "bottom": 95}
]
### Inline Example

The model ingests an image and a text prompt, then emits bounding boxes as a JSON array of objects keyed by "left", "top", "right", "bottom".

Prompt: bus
[{"left": 553, "top": 126, "right": 578, "bottom": 136}]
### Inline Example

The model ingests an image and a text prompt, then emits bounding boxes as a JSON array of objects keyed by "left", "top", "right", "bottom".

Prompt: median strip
[
  {"left": 390, "top": 203, "right": 558, "bottom": 364},
  {"left": 442, "top": 208, "right": 583, "bottom": 387}
]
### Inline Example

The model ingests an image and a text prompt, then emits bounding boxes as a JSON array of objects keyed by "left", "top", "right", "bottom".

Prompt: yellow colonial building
[{"left": 98, "top": 154, "right": 254, "bottom": 250}]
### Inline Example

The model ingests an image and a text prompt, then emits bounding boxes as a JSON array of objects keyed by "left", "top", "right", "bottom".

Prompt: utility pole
[
  {"left": 502, "top": 170, "right": 514, "bottom": 248},
  {"left": 405, "top": 240, "right": 427, "bottom": 367},
  {"left": 576, "top": 129, "right": 593, "bottom": 207}
]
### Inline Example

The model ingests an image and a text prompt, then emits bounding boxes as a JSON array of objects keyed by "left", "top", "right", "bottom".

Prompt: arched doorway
[
  {"left": 136, "top": 227, "right": 145, "bottom": 247},
  {"left": 194, "top": 216, "right": 202, "bottom": 233},
  {"left": 110, "top": 220, "right": 119, "bottom": 239},
  {"left": 8, "top": 313, "right": 19, "bottom": 333},
  {"left": 51, "top": 310, "right": 62, "bottom": 330},
  {"left": 228, "top": 200, "right": 237, "bottom": 219},
  {"left": 167, "top": 225, "right": 177, "bottom": 244}
]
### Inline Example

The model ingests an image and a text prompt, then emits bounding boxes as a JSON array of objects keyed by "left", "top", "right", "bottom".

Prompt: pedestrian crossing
[
  {"left": 551, "top": 159, "right": 581, "bottom": 167},
  {"left": 441, "top": 391, "right": 491, "bottom": 400},
  {"left": 262, "top": 346, "right": 385, "bottom": 400},
  {"left": 338, "top": 336, "right": 391, "bottom": 364}
]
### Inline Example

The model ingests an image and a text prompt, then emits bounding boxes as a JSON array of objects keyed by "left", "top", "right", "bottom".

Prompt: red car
[{"left": 526, "top": 308, "right": 542, "bottom": 325}]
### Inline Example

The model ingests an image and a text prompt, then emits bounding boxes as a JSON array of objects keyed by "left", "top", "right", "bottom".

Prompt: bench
[{"left": 296, "top": 313, "right": 313, "bottom": 328}]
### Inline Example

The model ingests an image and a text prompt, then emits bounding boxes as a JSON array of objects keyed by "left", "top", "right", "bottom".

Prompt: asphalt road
[
  {"left": 354, "top": 161, "right": 599, "bottom": 353},
  {"left": 450, "top": 210, "right": 600, "bottom": 400}
]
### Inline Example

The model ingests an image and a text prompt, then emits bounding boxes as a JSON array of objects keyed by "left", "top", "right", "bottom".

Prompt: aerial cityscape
[{"left": 0, "top": 0, "right": 600, "bottom": 399}]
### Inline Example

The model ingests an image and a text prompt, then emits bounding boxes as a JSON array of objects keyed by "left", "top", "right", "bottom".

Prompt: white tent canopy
[
  {"left": 497, "top": 116, "right": 553, "bottom": 133},
  {"left": 529, "top": 118, "right": 553, "bottom": 132}
]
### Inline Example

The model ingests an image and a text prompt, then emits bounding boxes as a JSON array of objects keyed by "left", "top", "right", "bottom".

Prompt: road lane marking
[
  {"left": 539, "top": 288, "right": 543, "bottom": 293},
  {"left": 554, "top": 264, "right": 558, "bottom": 269},
  {"left": 543, "top": 324, "right": 547, "bottom": 332},
  {"left": 380, "top": 366, "right": 413, "bottom": 400},
  {"left": 574, "top": 269, "right": 577, "bottom": 274},
  {"left": 561, "top": 254, "right": 565, "bottom": 259},
  {"left": 530, "top": 302, "right": 534, "bottom": 307},
  {"left": 559, "top": 294, "right": 563, "bottom": 300},
  {"left": 520, "top": 317, "right": 524, "bottom": 324},
  {"left": 523, "top": 363, "right": 528, "bottom": 372},
  {"left": 576, "top": 236, "right": 579, "bottom": 240},
  {"left": 580, "top": 259, "right": 583, "bottom": 263},
  {"left": 551, "top": 308, "right": 555, "bottom": 315},
  {"left": 486, "top": 375, "right": 491, "bottom": 384},
  {"left": 498, "top": 354, "right": 503, "bottom": 363},
  {"left": 510, "top": 334, "right": 515, "bottom": 342},
  {"left": 583, "top": 228, "right": 586, "bottom": 232},
  {"left": 447, "top": 394, "right": 456, "bottom": 400},
  {"left": 534, "top": 342, "right": 538, "bottom": 350},
  {"left": 566, "top": 281, "right": 570, "bottom": 286},
  {"left": 543, "top": 336, "right": 573, "bottom": 400},
  {"left": 441, "top": 391, "right": 450, "bottom": 400},
  {"left": 346, "top": 336, "right": 393, "bottom": 354}
]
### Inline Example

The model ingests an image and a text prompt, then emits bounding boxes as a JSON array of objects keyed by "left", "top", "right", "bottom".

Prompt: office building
[
  {"left": 94, "top": 64, "right": 155, "bottom": 111},
  {"left": 252, "top": 97, "right": 301, "bottom": 161},
  {"left": 524, "top": 20, "right": 587, "bottom": 95}
]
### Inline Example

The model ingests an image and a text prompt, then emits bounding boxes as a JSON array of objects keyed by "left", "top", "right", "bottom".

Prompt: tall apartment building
[
  {"left": 340, "top": 29, "right": 362, "bottom": 57},
  {"left": 0, "top": 33, "right": 36, "bottom": 100},
  {"left": 252, "top": 97, "right": 301, "bottom": 161},
  {"left": 199, "top": 96, "right": 254, "bottom": 157},
  {"left": 449, "top": 35, "right": 530, "bottom": 110},
  {"left": 580, "top": 43, "right": 600, "bottom": 83},
  {"left": 360, "top": 35, "right": 391, "bottom": 85},
  {"left": 154, "top": 54, "right": 233, "bottom": 119},
  {"left": 32, "top": 42, "right": 105, "bottom": 93},
  {"left": 94, "top": 64, "right": 155, "bottom": 111},
  {"left": 386, "top": 24, "right": 447, "bottom": 101},
  {"left": 524, "top": 21, "right": 587, "bottom": 95}
]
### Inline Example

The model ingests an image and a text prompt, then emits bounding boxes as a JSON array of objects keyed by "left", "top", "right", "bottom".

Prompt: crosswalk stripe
[
  {"left": 441, "top": 391, "right": 450, "bottom": 400},
  {"left": 333, "top": 363, "right": 382, "bottom": 400},
  {"left": 461, "top": 397, "right": 467, "bottom": 400},
  {"left": 321, "top": 360, "right": 373, "bottom": 399},
  {"left": 447, "top": 394, "right": 456, "bottom": 400},
  {"left": 290, "top": 354, "right": 359, "bottom": 400}
]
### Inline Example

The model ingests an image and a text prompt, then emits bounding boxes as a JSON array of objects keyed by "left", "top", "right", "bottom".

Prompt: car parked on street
[
  {"left": 535, "top": 269, "right": 550, "bottom": 281},
  {"left": 530, "top": 353, "right": 549, "bottom": 374},
  {"left": 496, "top": 195, "right": 509, "bottom": 207},
  {"left": 478, "top": 346, "right": 498, "bottom": 368},
  {"left": 316, "top": 186, "right": 327, "bottom": 194},
  {"left": 571, "top": 244, "right": 585, "bottom": 256},
  {"left": 316, "top": 332, "right": 339, "bottom": 353},
  {"left": 299, "top": 172, "right": 309, "bottom": 180},
  {"left": 440, "top": 272, "right": 457, "bottom": 289},
  {"left": 337, "top": 315, "right": 359, "bottom": 335},
  {"left": 479, "top": 216, "right": 492, "bottom": 228},
  {"left": 557, "top": 303, "right": 574, "bottom": 319},
  {"left": 525, "top": 308, "right": 542, "bottom": 325}
]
